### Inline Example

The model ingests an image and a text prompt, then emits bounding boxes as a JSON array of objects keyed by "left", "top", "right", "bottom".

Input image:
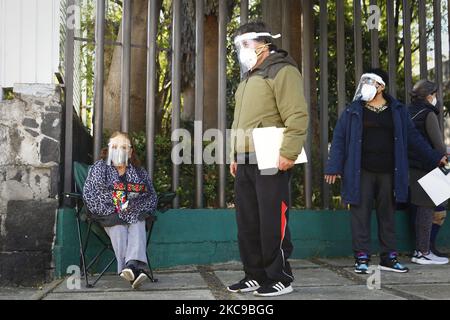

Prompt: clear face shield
[
  {"left": 353, "top": 73, "right": 386, "bottom": 102},
  {"left": 234, "top": 32, "right": 281, "bottom": 74},
  {"left": 106, "top": 136, "right": 132, "bottom": 166}
]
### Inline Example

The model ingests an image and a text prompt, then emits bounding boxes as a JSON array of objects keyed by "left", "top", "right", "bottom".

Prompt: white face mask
[
  {"left": 238, "top": 48, "right": 259, "bottom": 72},
  {"left": 234, "top": 32, "right": 281, "bottom": 74},
  {"left": 360, "top": 84, "right": 378, "bottom": 101},
  {"left": 106, "top": 136, "right": 131, "bottom": 166},
  {"left": 431, "top": 97, "right": 438, "bottom": 106},
  {"left": 108, "top": 148, "right": 129, "bottom": 166},
  {"left": 352, "top": 73, "right": 386, "bottom": 102}
]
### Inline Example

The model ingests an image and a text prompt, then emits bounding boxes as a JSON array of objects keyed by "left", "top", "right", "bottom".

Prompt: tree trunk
[
  {"left": 203, "top": 14, "right": 219, "bottom": 130},
  {"left": 262, "top": 0, "right": 282, "bottom": 48},
  {"left": 103, "top": 0, "right": 149, "bottom": 134},
  {"left": 181, "top": 85, "right": 195, "bottom": 122},
  {"left": 288, "top": 0, "right": 302, "bottom": 67},
  {"left": 262, "top": 0, "right": 302, "bottom": 66}
]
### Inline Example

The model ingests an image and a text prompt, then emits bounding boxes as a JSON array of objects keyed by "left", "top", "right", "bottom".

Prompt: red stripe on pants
[{"left": 281, "top": 201, "right": 288, "bottom": 241}]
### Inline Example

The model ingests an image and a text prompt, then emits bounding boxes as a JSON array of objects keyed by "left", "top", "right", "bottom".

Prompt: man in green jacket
[{"left": 227, "top": 22, "right": 309, "bottom": 297}]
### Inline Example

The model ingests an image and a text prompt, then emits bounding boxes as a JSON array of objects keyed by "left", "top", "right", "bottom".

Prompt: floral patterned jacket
[{"left": 83, "top": 160, "right": 158, "bottom": 226}]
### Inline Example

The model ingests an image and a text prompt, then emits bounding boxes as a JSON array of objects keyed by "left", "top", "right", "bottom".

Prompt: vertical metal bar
[
  {"left": 282, "top": 0, "right": 291, "bottom": 51},
  {"left": 319, "top": 0, "right": 329, "bottom": 209},
  {"left": 64, "top": 0, "right": 75, "bottom": 199},
  {"left": 302, "top": 0, "right": 313, "bottom": 209},
  {"left": 262, "top": 1, "right": 268, "bottom": 24},
  {"left": 218, "top": 0, "right": 227, "bottom": 208},
  {"left": 433, "top": 0, "right": 444, "bottom": 128},
  {"left": 195, "top": 0, "right": 204, "bottom": 208},
  {"left": 354, "top": 0, "right": 363, "bottom": 82},
  {"left": 298, "top": 6, "right": 303, "bottom": 72},
  {"left": 240, "top": 0, "right": 248, "bottom": 26},
  {"left": 93, "top": 0, "right": 105, "bottom": 161},
  {"left": 146, "top": 0, "right": 158, "bottom": 178},
  {"left": 448, "top": 0, "right": 450, "bottom": 80},
  {"left": 239, "top": 1, "right": 249, "bottom": 80},
  {"left": 238, "top": 0, "right": 248, "bottom": 80},
  {"left": 418, "top": 0, "right": 427, "bottom": 79},
  {"left": 337, "top": 0, "right": 345, "bottom": 116},
  {"left": 403, "top": 0, "right": 412, "bottom": 104},
  {"left": 121, "top": 0, "right": 132, "bottom": 133},
  {"left": 370, "top": 0, "right": 379, "bottom": 68},
  {"left": 387, "top": 0, "right": 397, "bottom": 97},
  {"left": 172, "top": 0, "right": 181, "bottom": 208}
]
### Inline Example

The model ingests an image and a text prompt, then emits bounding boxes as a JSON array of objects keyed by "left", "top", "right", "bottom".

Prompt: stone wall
[{"left": 0, "top": 84, "right": 62, "bottom": 286}]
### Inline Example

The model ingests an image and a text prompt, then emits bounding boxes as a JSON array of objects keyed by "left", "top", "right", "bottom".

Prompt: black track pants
[{"left": 234, "top": 164, "right": 294, "bottom": 284}]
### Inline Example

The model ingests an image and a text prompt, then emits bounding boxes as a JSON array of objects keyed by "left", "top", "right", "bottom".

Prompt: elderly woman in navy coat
[{"left": 324, "top": 69, "right": 446, "bottom": 274}]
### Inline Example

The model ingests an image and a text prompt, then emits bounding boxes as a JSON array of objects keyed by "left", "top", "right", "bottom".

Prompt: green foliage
[
  {"left": 78, "top": 0, "right": 123, "bottom": 131},
  {"left": 78, "top": 0, "right": 449, "bottom": 209},
  {"left": 122, "top": 0, "right": 262, "bottom": 208},
  {"left": 2, "top": 88, "right": 14, "bottom": 100},
  {"left": 129, "top": 130, "right": 235, "bottom": 208}
]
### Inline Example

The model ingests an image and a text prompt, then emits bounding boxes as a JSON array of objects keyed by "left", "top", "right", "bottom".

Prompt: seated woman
[{"left": 83, "top": 131, "right": 158, "bottom": 289}]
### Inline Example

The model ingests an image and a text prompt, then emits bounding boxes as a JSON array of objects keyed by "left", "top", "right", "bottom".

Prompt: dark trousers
[
  {"left": 410, "top": 205, "right": 434, "bottom": 253},
  {"left": 350, "top": 169, "right": 397, "bottom": 256},
  {"left": 234, "top": 164, "right": 294, "bottom": 284},
  {"left": 415, "top": 207, "right": 434, "bottom": 253}
]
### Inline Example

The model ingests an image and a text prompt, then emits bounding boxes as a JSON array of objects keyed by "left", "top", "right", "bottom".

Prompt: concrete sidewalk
[{"left": 2, "top": 256, "right": 450, "bottom": 300}]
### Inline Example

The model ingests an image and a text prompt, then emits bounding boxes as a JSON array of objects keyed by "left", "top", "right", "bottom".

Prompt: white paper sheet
[
  {"left": 418, "top": 167, "right": 450, "bottom": 206},
  {"left": 252, "top": 127, "right": 308, "bottom": 170}
]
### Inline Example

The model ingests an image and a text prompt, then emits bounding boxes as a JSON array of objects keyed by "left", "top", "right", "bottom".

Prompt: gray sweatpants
[{"left": 104, "top": 220, "right": 148, "bottom": 273}]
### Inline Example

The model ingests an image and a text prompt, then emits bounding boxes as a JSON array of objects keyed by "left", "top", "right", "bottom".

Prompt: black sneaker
[
  {"left": 227, "top": 277, "right": 261, "bottom": 293},
  {"left": 253, "top": 281, "right": 293, "bottom": 297},
  {"left": 379, "top": 251, "right": 409, "bottom": 273},
  {"left": 354, "top": 252, "right": 370, "bottom": 274}
]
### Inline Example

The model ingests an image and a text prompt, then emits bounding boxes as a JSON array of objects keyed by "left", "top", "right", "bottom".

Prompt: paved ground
[{"left": 2, "top": 256, "right": 450, "bottom": 300}]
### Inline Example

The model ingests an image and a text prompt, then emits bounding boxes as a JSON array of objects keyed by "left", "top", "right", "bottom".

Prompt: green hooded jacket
[{"left": 230, "top": 50, "right": 309, "bottom": 162}]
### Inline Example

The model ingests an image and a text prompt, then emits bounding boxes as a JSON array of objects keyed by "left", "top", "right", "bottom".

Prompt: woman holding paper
[{"left": 408, "top": 80, "right": 449, "bottom": 265}]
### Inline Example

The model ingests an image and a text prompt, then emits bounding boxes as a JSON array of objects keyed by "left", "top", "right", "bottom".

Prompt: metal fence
[{"left": 63, "top": 0, "right": 449, "bottom": 209}]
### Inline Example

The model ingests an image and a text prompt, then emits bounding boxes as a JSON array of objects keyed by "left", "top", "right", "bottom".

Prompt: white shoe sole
[
  {"left": 411, "top": 257, "right": 449, "bottom": 265},
  {"left": 132, "top": 273, "right": 148, "bottom": 289},
  {"left": 354, "top": 269, "right": 369, "bottom": 274},
  {"left": 378, "top": 265, "right": 409, "bottom": 273},
  {"left": 120, "top": 269, "right": 135, "bottom": 282},
  {"left": 253, "top": 285, "right": 293, "bottom": 297},
  {"left": 227, "top": 286, "right": 260, "bottom": 293}
]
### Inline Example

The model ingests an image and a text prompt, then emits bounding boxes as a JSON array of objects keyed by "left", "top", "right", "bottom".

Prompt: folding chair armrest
[
  {"left": 157, "top": 192, "right": 176, "bottom": 213},
  {"left": 144, "top": 213, "right": 157, "bottom": 221},
  {"left": 157, "top": 206, "right": 171, "bottom": 213}
]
